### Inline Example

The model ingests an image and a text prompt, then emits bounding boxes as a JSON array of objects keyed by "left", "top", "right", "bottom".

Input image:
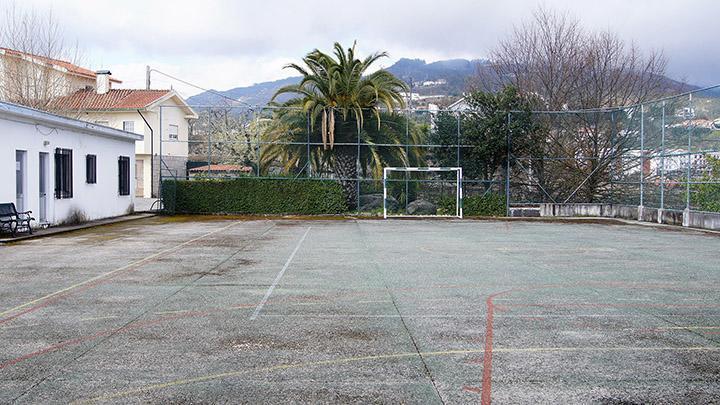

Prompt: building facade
[
  {"left": 54, "top": 72, "right": 197, "bottom": 198},
  {"left": 0, "top": 101, "right": 142, "bottom": 226}
]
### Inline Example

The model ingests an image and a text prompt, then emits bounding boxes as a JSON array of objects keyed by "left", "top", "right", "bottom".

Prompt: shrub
[
  {"left": 438, "top": 193, "right": 506, "bottom": 217},
  {"left": 162, "top": 178, "right": 347, "bottom": 215},
  {"left": 692, "top": 155, "right": 720, "bottom": 212}
]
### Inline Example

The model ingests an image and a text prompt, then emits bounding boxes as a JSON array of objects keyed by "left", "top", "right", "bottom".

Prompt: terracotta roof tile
[
  {"left": 189, "top": 164, "right": 253, "bottom": 172},
  {"left": 53, "top": 89, "right": 172, "bottom": 111}
]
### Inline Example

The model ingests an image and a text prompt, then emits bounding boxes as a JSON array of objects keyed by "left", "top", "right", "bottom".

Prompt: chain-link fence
[
  {"left": 508, "top": 86, "right": 720, "bottom": 214},
  {"left": 158, "top": 85, "right": 720, "bottom": 216}
]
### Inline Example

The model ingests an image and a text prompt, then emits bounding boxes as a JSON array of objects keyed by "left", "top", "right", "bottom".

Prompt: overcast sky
[{"left": 4, "top": 0, "right": 719, "bottom": 97}]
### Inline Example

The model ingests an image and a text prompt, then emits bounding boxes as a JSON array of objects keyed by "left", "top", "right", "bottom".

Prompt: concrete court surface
[{"left": 0, "top": 216, "right": 719, "bottom": 404}]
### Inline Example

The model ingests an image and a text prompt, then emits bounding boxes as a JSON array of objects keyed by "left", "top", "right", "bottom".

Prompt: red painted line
[{"left": 481, "top": 289, "right": 514, "bottom": 405}]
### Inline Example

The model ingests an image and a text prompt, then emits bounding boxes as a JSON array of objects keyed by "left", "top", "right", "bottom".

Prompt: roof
[
  {"left": 0, "top": 100, "right": 142, "bottom": 142},
  {"left": 53, "top": 89, "right": 198, "bottom": 118},
  {"left": 190, "top": 164, "right": 253, "bottom": 173},
  {"left": 53, "top": 89, "right": 172, "bottom": 110},
  {"left": 0, "top": 47, "right": 122, "bottom": 83}
]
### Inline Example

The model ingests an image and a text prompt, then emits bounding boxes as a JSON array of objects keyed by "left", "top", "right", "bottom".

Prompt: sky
[{"left": 3, "top": 0, "right": 719, "bottom": 98}]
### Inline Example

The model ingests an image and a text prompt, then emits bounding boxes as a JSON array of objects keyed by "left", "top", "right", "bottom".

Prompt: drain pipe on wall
[{"left": 137, "top": 110, "right": 154, "bottom": 196}]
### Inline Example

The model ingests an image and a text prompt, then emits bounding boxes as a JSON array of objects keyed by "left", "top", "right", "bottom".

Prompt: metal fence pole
[
  {"left": 505, "top": 112, "right": 511, "bottom": 217},
  {"left": 640, "top": 104, "right": 645, "bottom": 208},
  {"left": 306, "top": 111, "right": 311, "bottom": 177},
  {"left": 405, "top": 111, "right": 409, "bottom": 213},
  {"left": 158, "top": 105, "right": 163, "bottom": 203},
  {"left": 207, "top": 110, "right": 212, "bottom": 178},
  {"left": 356, "top": 122, "right": 361, "bottom": 213},
  {"left": 610, "top": 111, "right": 615, "bottom": 204},
  {"left": 686, "top": 94, "right": 693, "bottom": 210},
  {"left": 255, "top": 112, "right": 261, "bottom": 177},
  {"left": 456, "top": 112, "right": 461, "bottom": 167},
  {"left": 660, "top": 102, "right": 666, "bottom": 210}
]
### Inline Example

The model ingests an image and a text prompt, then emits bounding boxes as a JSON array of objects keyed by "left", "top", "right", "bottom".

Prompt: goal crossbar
[{"left": 383, "top": 167, "right": 463, "bottom": 219}]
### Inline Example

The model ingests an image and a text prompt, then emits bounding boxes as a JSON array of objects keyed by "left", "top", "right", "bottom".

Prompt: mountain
[
  {"left": 187, "top": 58, "right": 487, "bottom": 107},
  {"left": 187, "top": 76, "right": 301, "bottom": 107},
  {"left": 186, "top": 57, "right": 707, "bottom": 108}
]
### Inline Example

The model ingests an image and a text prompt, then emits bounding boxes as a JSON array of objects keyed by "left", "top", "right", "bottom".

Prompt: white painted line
[
  {"left": 250, "top": 227, "right": 311, "bottom": 320},
  {"left": 0, "top": 221, "right": 240, "bottom": 319}
]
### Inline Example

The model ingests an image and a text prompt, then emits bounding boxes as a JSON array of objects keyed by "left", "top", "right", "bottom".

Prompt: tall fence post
[
  {"left": 639, "top": 104, "right": 645, "bottom": 214},
  {"left": 610, "top": 111, "right": 616, "bottom": 205},
  {"left": 505, "top": 112, "right": 512, "bottom": 217},
  {"left": 158, "top": 106, "right": 163, "bottom": 204},
  {"left": 255, "top": 112, "right": 261, "bottom": 177},
  {"left": 207, "top": 110, "right": 212, "bottom": 179},
  {"left": 456, "top": 112, "right": 461, "bottom": 167},
  {"left": 686, "top": 93, "right": 693, "bottom": 212},
  {"left": 306, "top": 111, "right": 311, "bottom": 177},
  {"left": 405, "top": 110, "right": 410, "bottom": 213},
  {"left": 660, "top": 102, "right": 666, "bottom": 212},
  {"left": 356, "top": 121, "right": 361, "bottom": 213}
]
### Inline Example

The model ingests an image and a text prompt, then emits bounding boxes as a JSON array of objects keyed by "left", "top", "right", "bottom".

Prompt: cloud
[{"left": 5, "top": 0, "right": 719, "bottom": 93}]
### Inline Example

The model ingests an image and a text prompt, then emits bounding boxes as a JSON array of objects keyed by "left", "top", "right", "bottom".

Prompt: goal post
[{"left": 383, "top": 167, "right": 463, "bottom": 219}]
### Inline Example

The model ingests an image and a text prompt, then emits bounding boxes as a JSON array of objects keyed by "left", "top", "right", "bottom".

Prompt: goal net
[{"left": 383, "top": 167, "right": 463, "bottom": 218}]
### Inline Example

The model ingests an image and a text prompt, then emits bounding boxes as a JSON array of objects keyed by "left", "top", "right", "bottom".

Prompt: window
[
  {"left": 94, "top": 120, "right": 109, "bottom": 126},
  {"left": 54, "top": 148, "right": 73, "bottom": 199},
  {"left": 86, "top": 154, "right": 97, "bottom": 184},
  {"left": 122, "top": 120, "right": 135, "bottom": 133},
  {"left": 118, "top": 156, "right": 130, "bottom": 196},
  {"left": 168, "top": 124, "right": 179, "bottom": 140}
]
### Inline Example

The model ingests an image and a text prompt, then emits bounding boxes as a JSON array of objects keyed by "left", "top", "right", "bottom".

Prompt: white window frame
[
  {"left": 122, "top": 120, "right": 135, "bottom": 133},
  {"left": 383, "top": 167, "right": 463, "bottom": 219},
  {"left": 168, "top": 124, "right": 179, "bottom": 140}
]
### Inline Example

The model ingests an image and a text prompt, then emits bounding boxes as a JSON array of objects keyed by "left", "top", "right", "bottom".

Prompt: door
[
  {"left": 39, "top": 152, "right": 48, "bottom": 222},
  {"left": 135, "top": 159, "right": 144, "bottom": 197},
  {"left": 15, "top": 150, "right": 26, "bottom": 211}
]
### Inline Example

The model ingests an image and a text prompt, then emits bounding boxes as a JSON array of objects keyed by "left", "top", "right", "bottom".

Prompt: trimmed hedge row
[{"left": 162, "top": 178, "right": 347, "bottom": 215}]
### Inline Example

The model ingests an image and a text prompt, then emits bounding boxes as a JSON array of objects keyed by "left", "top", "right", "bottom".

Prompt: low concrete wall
[{"left": 539, "top": 203, "right": 720, "bottom": 232}]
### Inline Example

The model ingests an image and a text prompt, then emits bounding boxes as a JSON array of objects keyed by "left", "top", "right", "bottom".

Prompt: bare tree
[
  {"left": 0, "top": 2, "right": 82, "bottom": 110},
  {"left": 489, "top": 7, "right": 668, "bottom": 110},
  {"left": 484, "top": 7, "right": 670, "bottom": 203}
]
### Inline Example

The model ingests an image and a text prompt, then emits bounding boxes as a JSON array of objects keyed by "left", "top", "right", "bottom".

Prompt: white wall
[{"left": 0, "top": 116, "right": 136, "bottom": 226}]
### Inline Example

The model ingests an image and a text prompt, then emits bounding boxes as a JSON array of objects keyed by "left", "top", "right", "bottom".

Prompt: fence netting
[{"left": 159, "top": 85, "right": 720, "bottom": 215}]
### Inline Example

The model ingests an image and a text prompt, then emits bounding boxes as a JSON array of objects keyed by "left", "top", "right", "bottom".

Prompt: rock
[
  {"left": 359, "top": 193, "right": 398, "bottom": 212},
  {"left": 407, "top": 199, "right": 437, "bottom": 215}
]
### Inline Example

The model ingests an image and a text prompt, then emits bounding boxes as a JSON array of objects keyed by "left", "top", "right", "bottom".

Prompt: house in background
[
  {"left": 0, "top": 100, "right": 141, "bottom": 226},
  {"left": 0, "top": 47, "right": 122, "bottom": 106},
  {"left": 54, "top": 72, "right": 198, "bottom": 198}
]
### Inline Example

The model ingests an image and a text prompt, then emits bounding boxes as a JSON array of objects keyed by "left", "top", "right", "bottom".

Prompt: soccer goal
[{"left": 383, "top": 167, "right": 463, "bottom": 219}]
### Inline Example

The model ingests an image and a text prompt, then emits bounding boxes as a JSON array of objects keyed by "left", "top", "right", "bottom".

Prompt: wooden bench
[{"left": 0, "top": 203, "right": 34, "bottom": 236}]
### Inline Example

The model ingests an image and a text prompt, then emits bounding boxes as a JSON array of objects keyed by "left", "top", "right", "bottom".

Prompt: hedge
[
  {"left": 162, "top": 178, "right": 347, "bottom": 215},
  {"left": 439, "top": 193, "right": 506, "bottom": 217}
]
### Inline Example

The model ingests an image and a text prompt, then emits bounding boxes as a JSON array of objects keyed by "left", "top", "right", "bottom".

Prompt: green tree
[
  {"left": 692, "top": 155, "right": 720, "bottom": 212},
  {"left": 269, "top": 42, "right": 411, "bottom": 207},
  {"left": 429, "top": 86, "right": 538, "bottom": 187}
]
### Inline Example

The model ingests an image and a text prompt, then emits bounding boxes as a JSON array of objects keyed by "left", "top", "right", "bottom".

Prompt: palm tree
[{"left": 268, "top": 42, "right": 413, "bottom": 207}]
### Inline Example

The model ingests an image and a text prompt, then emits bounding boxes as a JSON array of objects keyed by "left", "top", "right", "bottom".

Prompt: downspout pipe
[{"left": 137, "top": 109, "right": 154, "bottom": 197}]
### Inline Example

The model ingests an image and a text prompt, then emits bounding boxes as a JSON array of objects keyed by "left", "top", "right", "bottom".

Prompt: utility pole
[{"left": 145, "top": 65, "right": 151, "bottom": 90}]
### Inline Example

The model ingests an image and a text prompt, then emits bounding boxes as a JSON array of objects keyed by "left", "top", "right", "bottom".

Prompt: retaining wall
[{"left": 539, "top": 203, "right": 720, "bottom": 231}]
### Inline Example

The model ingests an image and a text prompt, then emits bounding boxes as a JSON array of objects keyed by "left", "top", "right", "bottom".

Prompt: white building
[
  {"left": 0, "top": 101, "right": 142, "bottom": 227},
  {"left": 54, "top": 72, "right": 197, "bottom": 198}
]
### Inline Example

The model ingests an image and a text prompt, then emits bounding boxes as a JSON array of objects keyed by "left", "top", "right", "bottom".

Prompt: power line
[{"left": 148, "top": 68, "right": 253, "bottom": 108}]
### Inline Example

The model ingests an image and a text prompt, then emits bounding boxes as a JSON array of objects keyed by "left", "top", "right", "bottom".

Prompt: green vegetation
[
  {"left": 268, "top": 42, "right": 412, "bottom": 207},
  {"left": 692, "top": 155, "right": 720, "bottom": 212},
  {"left": 438, "top": 193, "right": 506, "bottom": 217},
  {"left": 429, "top": 86, "right": 538, "bottom": 182},
  {"left": 162, "top": 178, "right": 347, "bottom": 215}
]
